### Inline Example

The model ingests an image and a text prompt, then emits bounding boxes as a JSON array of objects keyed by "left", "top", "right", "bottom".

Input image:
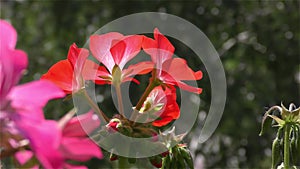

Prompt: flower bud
[
  {"left": 110, "top": 153, "right": 118, "bottom": 161},
  {"left": 161, "top": 150, "right": 169, "bottom": 157},
  {"left": 106, "top": 118, "right": 122, "bottom": 133}
]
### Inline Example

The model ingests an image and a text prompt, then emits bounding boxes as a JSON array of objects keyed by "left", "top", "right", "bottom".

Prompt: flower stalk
[{"left": 82, "top": 89, "right": 109, "bottom": 122}]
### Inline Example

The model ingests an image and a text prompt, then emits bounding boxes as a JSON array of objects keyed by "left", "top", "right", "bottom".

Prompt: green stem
[
  {"left": 284, "top": 124, "right": 290, "bottom": 169},
  {"left": 118, "top": 157, "right": 129, "bottom": 169},
  {"left": 82, "top": 89, "right": 110, "bottom": 122},
  {"left": 115, "top": 84, "right": 124, "bottom": 117}
]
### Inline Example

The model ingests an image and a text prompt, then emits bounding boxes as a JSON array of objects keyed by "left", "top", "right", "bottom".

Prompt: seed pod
[{"left": 272, "top": 137, "right": 281, "bottom": 169}]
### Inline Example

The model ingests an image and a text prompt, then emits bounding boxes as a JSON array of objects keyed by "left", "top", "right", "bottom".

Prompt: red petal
[
  {"left": 41, "top": 60, "right": 74, "bottom": 94},
  {"left": 118, "top": 35, "right": 143, "bottom": 69},
  {"left": 110, "top": 40, "right": 126, "bottom": 66},
  {"left": 67, "top": 43, "right": 89, "bottom": 75},
  {"left": 174, "top": 81, "right": 202, "bottom": 94},
  {"left": 162, "top": 58, "right": 202, "bottom": 81},
  {"left": 90, "top": 33, "right": 123, "bottom": 72}
]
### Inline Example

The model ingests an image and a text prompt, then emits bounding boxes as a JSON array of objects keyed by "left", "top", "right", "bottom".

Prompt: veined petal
[
  {"left": 142, "top": 28, "right": 174, "bottom": 64},
  {"left": 110, "top": 40, "right": 126, "bottom": 66},
  {"left": 162, "top": 58, "right": 203, "bottom": 81},
  {"left": 90, "top": 32, "right": 123, "bottom": 72},
  {"left": 122, "top": 61, "right": 154, "bottom": 78},
  {"left": 118, "top": 35, "right": 143, "bottom": 69}
]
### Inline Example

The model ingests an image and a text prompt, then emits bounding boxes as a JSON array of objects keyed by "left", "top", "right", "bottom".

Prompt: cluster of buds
[{"left": 143, "top": 127, "right": 193, "bottom": 168}]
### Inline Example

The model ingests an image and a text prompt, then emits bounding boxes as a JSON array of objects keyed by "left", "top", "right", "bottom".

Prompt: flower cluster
[
  {"left": 1, "top": 19, "right": 202, "bottom": 169},
  {"left": 0, "top": 20, "right": 102, "bottom": 169}
]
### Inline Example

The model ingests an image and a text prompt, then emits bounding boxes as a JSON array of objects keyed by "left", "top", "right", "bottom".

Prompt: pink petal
[
  {"left": 8, "top": 80, "right": 65, "bottom": 112},
  {"left": 60, "top": 137, "right": 102, "bottom": 161},
  {"left": 122, "top": 61, "right": 154, "bottom": 78},
  {"left": 15, "top": 150, "right": 34, "bottom": 165},
  {"left": 0, "top": 20, "right": 17, "bottom": 49},
  {"left": 90, "top": 32, "right": 123, "bottom": 72},
  {"left": 63, "top": 111, "right": 100, "bottom": 137},
  {"left": 82, "top": 60, "right": 111, "bottom": 83},
  {"left": 118, "top": 35, "right": 143, "bottom": 69},
  {"left": 110, "top": 40, "right": 126, "bottom": 66},
  {"left": 0, "top": 21, "right": 28, "bottom": 102},
  {"left": 15, "top": 120, "right": 64, "bottom": 169}
]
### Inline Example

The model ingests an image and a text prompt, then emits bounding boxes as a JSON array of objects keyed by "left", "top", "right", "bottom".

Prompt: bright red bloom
[
  {"left": 41, "top": 43, "right": 102, "bottom": 94},
  {"left": 142, "top": 28, "right": 203, "bottom": 94},
  {"left": 140, "top": 86, "right": 180, "bottom": 127},
  {"left": 90, "top": 33, "right": 153, "bottom": 85}
]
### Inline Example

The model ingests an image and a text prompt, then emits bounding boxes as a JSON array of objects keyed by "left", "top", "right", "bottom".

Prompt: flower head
[
  {"left": 90, "top": 33, "right": 153, "bottom": 85},
  {"left": 142, "top": 28, "right": 203, "bottom": 94}
]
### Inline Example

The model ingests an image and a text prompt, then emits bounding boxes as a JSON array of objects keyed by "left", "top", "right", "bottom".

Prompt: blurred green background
[{"left": 1, "top": 0, "right": 299, "bottom": 168}]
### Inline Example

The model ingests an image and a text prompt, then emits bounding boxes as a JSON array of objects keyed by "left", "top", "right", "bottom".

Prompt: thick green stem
[
  {"left": 118, "top": 157, "right": 129, "bottom": 169},
  {"left": 115, "top": 84, "right": 124, "bottom": 117},
  {"left": 284, "top": 124, "right": 290, "bottom": 169},
  {"left": 83, "top": 89, "right": 109, "bottom": 122}
]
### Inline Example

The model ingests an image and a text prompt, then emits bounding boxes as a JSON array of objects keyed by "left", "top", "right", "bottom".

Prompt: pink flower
[
  {"left": 142, "top": 28, "right": 203, "bottom": 94},
  {"left": 41, "top": 43, "right": 104, "bottom": 94},
  {"left": 15, "top": 111, "right": 102, "bottom": 169},
  {"left": 60, "top": 111, "right": 103, "bottom": 162},
  {"left": 90, "top": 33, "right": 153, "bottom": 85},
  {"left": 0, "top": 19, "right": 65, "bottom": 126}
]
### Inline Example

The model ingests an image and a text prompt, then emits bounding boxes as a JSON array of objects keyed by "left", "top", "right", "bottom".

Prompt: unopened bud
[{"left": 106, "top": 118, "right": 122, "bottom": 133}]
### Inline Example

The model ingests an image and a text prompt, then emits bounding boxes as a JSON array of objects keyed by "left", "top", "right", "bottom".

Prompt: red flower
[
  {"left": 90, "top": 33, "right": 153, "bottom": 85},
  {"left": 142, "top": 28, "right": 203, "bottom": 94},
  {"left": 140, "top": 86, "right": 180, "bottom": 127},
  {"left": 41, "top": 43, "right": 103, "bottom": 94}
]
